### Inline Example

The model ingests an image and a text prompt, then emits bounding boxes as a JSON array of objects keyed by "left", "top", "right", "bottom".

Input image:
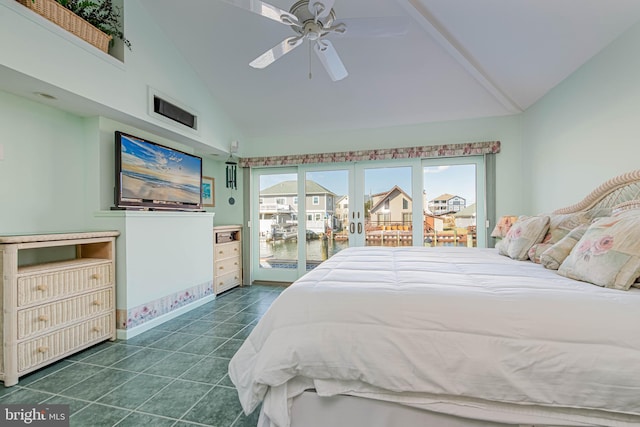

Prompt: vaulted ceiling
[{"left": 139, "top": 0, "right": 640, "bottom": 140}]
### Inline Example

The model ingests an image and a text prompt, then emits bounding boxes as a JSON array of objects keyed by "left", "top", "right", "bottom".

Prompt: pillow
[
  {"left": 528, "top": 210, "right": 610, "bottom": 263},
  {"left": 528, "top": 242, "right": 552, "bottom": 264},
  {"left": 557, "top": 216, "right": 640, "bottom": 290},
  {"left": 491, "top": 215, "right": 519, "bottom": 238},
  {"left": 498, "top": 215, "right": 550, "bottom": 260},
  {"left": 545, "top": 211, "right": 606, "bottom": 244},
  {"left": 540, "top": 224, "right": 589, "bottom": 270}
]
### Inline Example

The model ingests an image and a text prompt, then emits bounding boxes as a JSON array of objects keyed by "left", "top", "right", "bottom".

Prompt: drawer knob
[
  {"left": 219, "top": 266, "right": 224, "bottom": 270},
  {"left": 234, "top": 262, "right": 238, "bottom": 266},
  {"left": 36, "top": 284, "right": 48, "bottom": 292},
  {"left": 218, "top": 250, "right": 224, "bottom": 254},
  {"left": 92, "top": 300, "right": 101, "bottom": 306},
  {"left": 92, "top": 326, "right": 102, "bottom": 332},
  {"left": 91, "top": 273, "right": 101, "bottom": 280},
  {"left": 38, "top": 315, "right": 48, "bottom": 322},
  {"left": 234, "top": 248, "right": 238, "bottom": 252},
  {"left": 37, "top": 346, "right": 49, "bottom": 353},
  {"left": 219, "top": 281, "right": 224, "bottom": 286}
]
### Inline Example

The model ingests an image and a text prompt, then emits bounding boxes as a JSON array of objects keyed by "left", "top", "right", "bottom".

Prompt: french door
[{"left": 250, "top": 157, "right": 485, "bottom": 283}]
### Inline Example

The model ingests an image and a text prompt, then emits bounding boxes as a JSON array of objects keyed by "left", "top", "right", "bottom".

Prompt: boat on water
[{"left": 266, "top": 227, "right": 319, "bottom": 242}]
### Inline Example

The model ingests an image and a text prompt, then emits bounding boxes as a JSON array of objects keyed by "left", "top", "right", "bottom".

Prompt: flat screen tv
[{"left": 114, "top": 131, "right": 203, "bottom": 211}]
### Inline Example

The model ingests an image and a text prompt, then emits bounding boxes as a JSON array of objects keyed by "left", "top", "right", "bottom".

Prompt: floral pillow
[
  {"left": 491, "top": 215, "right": 519, "bottom": 238},
  {"left": 540, "top": 224, "right": 589, "bottom": 270},
  {"left": 557, "top": 216, "right": 640, "bottom": 290},
  {"left": 498, "top": 215, "right": 550, "bottom": 261},
  {"left": 527, "top": 210, "right": 608, "bottom": 263},
  {"left": 528, "top": 242, "right": 552, "bottom": 264}
]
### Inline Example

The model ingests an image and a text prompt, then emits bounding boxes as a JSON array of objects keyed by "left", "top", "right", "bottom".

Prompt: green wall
[
  {"left": 0, "top": 90, "right": 89, "bottom": 234},
  {"left": 522, "top": 21, "right": 640, "bottom": 214}
]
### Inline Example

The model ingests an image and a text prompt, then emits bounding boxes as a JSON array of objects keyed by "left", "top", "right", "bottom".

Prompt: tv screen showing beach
[{"left": 118, "top": 133, "right": 202, "bottom": 207}]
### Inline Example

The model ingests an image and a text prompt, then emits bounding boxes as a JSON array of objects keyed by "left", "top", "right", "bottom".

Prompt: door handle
[
  {"left": 357, "top": 223, "right": 363, "bottom": 234},
  {"left": 350, "top": 222, "right": 355, "bottom": 233}
]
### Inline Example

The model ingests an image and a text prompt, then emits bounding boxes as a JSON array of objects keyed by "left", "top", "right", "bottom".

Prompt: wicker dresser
[
  {"left": 0, "top": 231, "right": 118, "bottom": 386},
  {"left": 213, "top": 225, "right": 242, "bottom": 294}
]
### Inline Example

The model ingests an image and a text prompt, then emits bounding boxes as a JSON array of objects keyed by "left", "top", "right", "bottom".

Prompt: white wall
[
  {"left": 0, "top": 0, "right": 525, "bottom": 224},
  {"left": 0, "top": 90, "right": 89, "bottom": 233},
  {"left": 522, "top": 21, "right": 640, "bottom": 214},
  {"left": 0, "top": 0, "right": 243, "bottom": 154},
  {"left": 96, "top": 211, "right": 214, "bottom": 309},
  {"left": 0, "top": 88, "right": 225, "bottom": 336}
]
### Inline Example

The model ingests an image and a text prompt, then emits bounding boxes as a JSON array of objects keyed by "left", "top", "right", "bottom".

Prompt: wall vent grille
[{"left": 153, "top": 96, "right": 197, "bottom": 129}]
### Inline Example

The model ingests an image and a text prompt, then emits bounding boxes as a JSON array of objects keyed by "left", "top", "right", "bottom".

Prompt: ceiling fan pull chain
[{"left": 309, "top": 41, "right": 313, "bottom": 80}]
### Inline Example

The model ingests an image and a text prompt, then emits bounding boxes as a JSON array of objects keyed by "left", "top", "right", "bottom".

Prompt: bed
[{"left": 229, "top": 170, "right": 640, "bottom": 427}]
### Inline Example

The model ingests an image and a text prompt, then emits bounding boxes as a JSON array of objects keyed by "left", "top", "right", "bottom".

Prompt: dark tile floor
[{"left": 0, "top": 285, "right": 285, "bottom": 427}]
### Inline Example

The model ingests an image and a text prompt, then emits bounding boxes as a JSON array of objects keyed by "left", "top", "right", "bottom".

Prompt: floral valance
[{"left": 239, "top": 141, "right": 500, "bottom": 168}]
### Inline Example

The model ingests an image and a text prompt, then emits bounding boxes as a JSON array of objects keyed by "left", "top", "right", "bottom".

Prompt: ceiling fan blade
[
  {"left": 221, "top": 0, "right": 299, "bottom": 26},
  {"left": 250, "top": 36, "right": 304, "bottom": 69},
  {"left": 331, "top": 16, "right": 410, "bottom": 38},
  {"left": 314, "top": 40, "right": 348, "bottom": 82},
  {"left": 308, "top": 0, "right": 335, "bottom": 20}
]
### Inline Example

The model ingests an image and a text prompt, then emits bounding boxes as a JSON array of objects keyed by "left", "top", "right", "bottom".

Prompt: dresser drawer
[
  {"left": 17, "top": 313, "right": 114, "bottom": 372},
  {"left": 215, "top": 256, "right": 241, "bottom": 276},
  {"left": 17, "top": 289, "right": 113, "bottom": 339},
  {"left": 17, "top": 262, "right": 112, "bottom": 307},
  {"left": 215, "top": 242, "right": 240, "bottom": 260},
  {"left": 216, "top": 270, "right": 241, "bottom": 293}
]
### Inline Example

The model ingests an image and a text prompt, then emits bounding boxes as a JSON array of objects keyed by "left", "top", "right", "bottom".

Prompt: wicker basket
[{"left": 17, "top": 0, "right": 112, "bottom": 53}]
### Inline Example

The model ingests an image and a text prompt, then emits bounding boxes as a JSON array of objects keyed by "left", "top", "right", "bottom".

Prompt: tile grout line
[{"left": 1, "top": 286, "right": 286, "bottom": 426}]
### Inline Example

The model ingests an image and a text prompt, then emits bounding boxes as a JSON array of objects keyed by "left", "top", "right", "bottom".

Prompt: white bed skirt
[
  {"left": 256, "top": 391, "right": 589, "bottom": 427},
  {"left": 286, "top": 391, "right": 516, "bottom": 427}
]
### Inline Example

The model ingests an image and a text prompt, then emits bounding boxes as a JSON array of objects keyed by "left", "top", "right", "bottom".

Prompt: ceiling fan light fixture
[{"left": 224, "top": 0, "right": 408, "bottom": 81}]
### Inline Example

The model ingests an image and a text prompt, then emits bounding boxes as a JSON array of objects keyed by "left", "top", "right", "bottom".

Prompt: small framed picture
[{"left": 202, "top": 176, "right": 215, "bottom": 207}]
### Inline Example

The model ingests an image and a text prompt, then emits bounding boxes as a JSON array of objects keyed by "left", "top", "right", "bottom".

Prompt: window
[
  {"left": 315, "top": 213, "right": 322, "bottom": 221},
  {"left": 276, "top": 198, "right": 286, "bottom": 205},
  {"left": 307, "top": 214, "right": 313, "bottom": 221},
  {"left": 293, "top": 196, "right": 298, "bottom": 205},
  {"left": 403, "top": 213, "right": 412, "bottom": 224},
  {"left": 312, "top": 196, "right": 320, "bottom": 205},
  {"left": 402, "top": 198, "right": 409, "bottom": 210},
  {"left": 259, "top": 198, "right": 264, "bottom": 205}
]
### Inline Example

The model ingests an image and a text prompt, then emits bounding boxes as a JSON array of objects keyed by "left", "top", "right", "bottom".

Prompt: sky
[{"left": 259, "top": 164, "right": 476, "bottom": 204}]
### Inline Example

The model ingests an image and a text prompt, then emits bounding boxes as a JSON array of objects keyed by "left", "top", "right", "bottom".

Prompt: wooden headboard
[{"left": 553, "top": 170, "right": 640, "bottom": 214}]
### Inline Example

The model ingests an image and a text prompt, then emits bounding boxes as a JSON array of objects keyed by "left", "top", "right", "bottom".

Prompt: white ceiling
[{"left": 137, "top": 0, "right": 640, "bottom": 140}]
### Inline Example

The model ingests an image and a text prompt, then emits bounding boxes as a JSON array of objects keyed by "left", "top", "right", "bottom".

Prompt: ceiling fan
[{"left": 222, "top": 0, "right": 410, "bottom": 81}]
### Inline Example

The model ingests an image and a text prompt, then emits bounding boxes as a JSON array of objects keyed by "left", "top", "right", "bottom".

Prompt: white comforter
[{"left": 229, "top": 247, "right": 640, "bottom": 427}]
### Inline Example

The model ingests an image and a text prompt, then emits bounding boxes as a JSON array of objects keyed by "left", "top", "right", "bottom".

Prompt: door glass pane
[
  {"left": 258, "top": 173, "right": 298, "bottom": 269},
  {"left": 363, "top": 166, "right": 412, "bottom": 247},
  {"left": 305, "top": 170, "right": 350, "bottom": 269},
  {"left": 424, "top": 164, "right": 477, "bottom": 247}
]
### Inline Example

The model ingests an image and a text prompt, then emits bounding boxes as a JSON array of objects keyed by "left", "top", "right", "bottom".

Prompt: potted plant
[{"left": 17, "top": 0, "right": 131, "bottom": 53}]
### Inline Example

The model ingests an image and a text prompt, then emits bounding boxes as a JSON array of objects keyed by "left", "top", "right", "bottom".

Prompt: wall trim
[
  {"left": 116, "top": 280, "right": 214, "bottom": 331},
  {"left": 116, "top": 293, "right": 216, "bottom": 340}
]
